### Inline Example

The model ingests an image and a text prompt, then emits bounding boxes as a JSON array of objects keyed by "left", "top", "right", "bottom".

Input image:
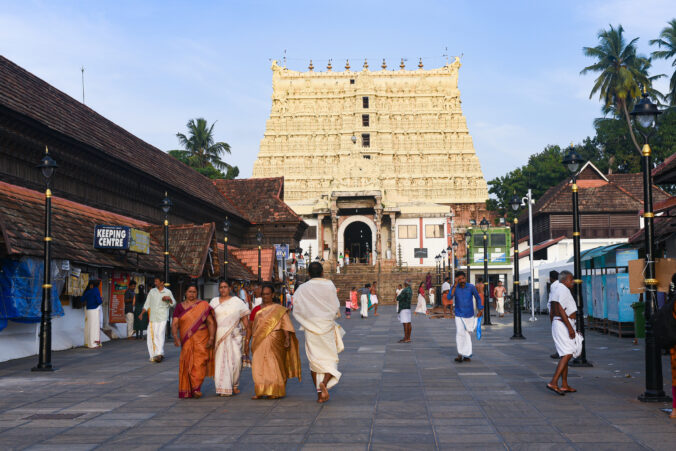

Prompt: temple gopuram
[{"left": 253, "top": 57, "right": 489, "bottom": 267}]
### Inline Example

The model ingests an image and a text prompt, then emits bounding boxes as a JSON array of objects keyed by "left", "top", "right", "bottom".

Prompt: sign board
[
  {"left": 474, "top": 252, "right": 485, "bottom": 263},
  {"left": 274, "top": 244, "right": 290, "bottom": 260},
  {"left": 109, "top": 271, "right": 129, "bottom": 323},
  {"left": 94, "top": 225, "right": 130, "bottom": 250},
  {"left": 414, "top": 248, "right": 428, "bottom": 259},
  {"left": 628, "top": 258, "right": 676, "bottom": 293},
  {"left": 129, "top": 228, "right": 150, "bottom": 254},
  {"left": 490, "top": 252, "right": 506, "bottom": 263}
]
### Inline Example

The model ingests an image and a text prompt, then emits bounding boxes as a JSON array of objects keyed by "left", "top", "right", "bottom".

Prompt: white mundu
[
  {"left": 360, "top": 292, "right": 369, "bottom": 318},
  {"left": 210, "top": 296, "right": 250, "bottom": 395},
  {"left": 84, "top": 306, "right": 101, "bottom": 348},
  {"left": 550, "top": 284, "right": 582, "bottom": 357},
  {"left": 455, "top": 316, "right": 477, "bottom": 357},
  {"left": 293, "top": 278, "right": 345, "bottom": 390}
]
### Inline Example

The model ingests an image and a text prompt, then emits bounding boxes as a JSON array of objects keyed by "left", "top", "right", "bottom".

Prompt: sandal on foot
[
  {"left": 454, "top": 356, "right": 463, "bottom": 362},
  {"left": 546, "top": 384, "right": 565, "bottom": 396},
  {"left": 560, "top": 387, "right": 577, "bottom": 393}
]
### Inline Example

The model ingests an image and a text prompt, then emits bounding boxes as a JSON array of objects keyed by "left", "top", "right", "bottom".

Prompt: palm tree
[
  {"left": 173, "top": 118, "right": 232, "bottom": 170},
  {"left": 650, "top": 19, "right": 676, "bottom": 105},
  {"left": 581, "top": 24, "right": 652, "bottom": 153}
]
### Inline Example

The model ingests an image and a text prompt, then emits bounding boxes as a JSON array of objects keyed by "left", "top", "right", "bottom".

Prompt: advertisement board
[
  {"left": 109, "top": 272, "right": 129, "bottom": 323},
  {"left": 129, "top": 228, "right": 150, "bottom": 254},
  {"left": 94, "top": 225, "right": 130, "bottom": 250}
]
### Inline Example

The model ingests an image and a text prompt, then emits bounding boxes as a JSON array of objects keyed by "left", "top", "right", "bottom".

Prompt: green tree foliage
[
  {"left": 651, "top": 19, "right": 676, "bottom": 105},
  {"left": 581, "top": 24, "right": 656, "bottom": 153},
  {"left": 169, "top": 118, "right": 239, "bottom": 179}
]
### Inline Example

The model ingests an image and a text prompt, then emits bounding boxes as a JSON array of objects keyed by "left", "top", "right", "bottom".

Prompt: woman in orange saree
[
  {"left": 172, "top": 284, "right": 215, "bottom": 399},
  {"left": 245, "top": 285, "right": 301, "bottom": 399}
]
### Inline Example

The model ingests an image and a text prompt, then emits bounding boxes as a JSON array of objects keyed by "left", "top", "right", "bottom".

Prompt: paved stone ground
[{"left": 1, "top": 306, "right": 675, "bottom": 450}]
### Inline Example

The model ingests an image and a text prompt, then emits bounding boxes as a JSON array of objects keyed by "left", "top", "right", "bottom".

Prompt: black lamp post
[
  {"left": 465, "top": 230, "right": 472, "bottom": 283},
  {"left": 446, "top": 245, "right": 452, "bottom": 280},
  {"left": 256, "top": 228, "right": 263, "bottom": 282},
  {"left": 480, "top": 217, "right": 492, "bottom": 325},
  {"left": 33, "top": 146, "right": 57, "bottom": 372},
  {"left": 441, "top": 249, "right": 447, "bottom": 282},
  {"left": 222, "top": 217, "right": 231, "bottom": 281},
  {"left": 160, "top": 192, "right": 172, "bottom": 287},
  {"left": 452, "top": 241, "right": 458, "bottom": 282},
  {"left": 435, "top": 254, "right": 441, "bottom": 306},
  {"left": 630, "top": 91, "right": 669, "bottom": 402},
  {"left": 563, "top": 145, "right": 592, "bottom": 367},
  {"left": 510, "top": 194, "right": 525, "bottom": 339}
]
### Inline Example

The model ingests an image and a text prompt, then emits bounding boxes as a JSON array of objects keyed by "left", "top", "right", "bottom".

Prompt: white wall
[
  {"left": 395, "top": 217, "right": 447, "bottom": 267},
  {"left": 299, "top": 217, "right": 319, "bottom": 261}
]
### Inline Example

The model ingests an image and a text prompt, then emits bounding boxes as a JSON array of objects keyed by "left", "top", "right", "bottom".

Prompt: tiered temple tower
[{"left": 253, "top": 57, "right": 489, "bottom": 267}]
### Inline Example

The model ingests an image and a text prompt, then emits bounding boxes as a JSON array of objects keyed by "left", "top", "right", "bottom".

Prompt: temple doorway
[{"left": 344, "top": 221, "right": 372, "bottom": 264}]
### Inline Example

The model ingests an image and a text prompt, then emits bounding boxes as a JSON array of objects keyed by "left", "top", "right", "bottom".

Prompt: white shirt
[
  {"left": 253, "top": 297, "right": 263, "bottom": 307},
  {"left": 143, "top": 287, "right": 176, "bottom": 323},
  {"left": 547, "top": 280, "right": 562, "bottom": 312},
  {"left": 441, "top": 282, "right": 451, "bottom": 293},
  {"left": 549, "top": 283, "right": 577, "bottom": 318}
]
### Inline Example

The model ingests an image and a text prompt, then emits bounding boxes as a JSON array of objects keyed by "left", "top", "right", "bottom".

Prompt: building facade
[{"left": 253, "top": 58, "right": 489, "bottom": 266}]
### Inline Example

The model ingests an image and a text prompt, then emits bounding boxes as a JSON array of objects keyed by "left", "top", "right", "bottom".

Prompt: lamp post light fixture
[
  {"left": 351, "top": 135, "right": 357, "bottom": 145},
  {"left": 562, "top": 145, "right": 592, "bottom": 367},
  {"left": 32, "top": 146, "right": 58, "bottom": 372},
  {"left": 451, "top": 241, "right": 458, "bottom": 283},
  {"left": 630, "top": 90, "right": 669, "bottom": 402},
  {"left": 222, "top": 217, "right": 231, "bottom": 281},
  {"left": 464, "top": 229, "right": 472, "bottom": 283},
  {"left": 446, "top": 244, "right": 453, "bottom": 280},
  {"left": 441, "top": 249, "right": 447, "bottom": 283},
  {"left": 160, "top": 192, "right": 172, "bottom": 287},
  {"left": 479, "top": 217, "right": 492, "bottom": 325},
  {"left": 256, "top": 228, "right": 263, "bottom": 282},
  {"left": 510, "top": 194, "right": 525, "bottom": 339}
]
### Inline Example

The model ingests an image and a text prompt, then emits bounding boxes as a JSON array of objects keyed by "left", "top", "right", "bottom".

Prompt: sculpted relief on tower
[{"left": 253, "top": 58, "right": 489, "bottom": 208}]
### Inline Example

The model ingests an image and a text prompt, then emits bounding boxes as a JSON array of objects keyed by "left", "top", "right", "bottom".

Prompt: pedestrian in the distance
[
  {"left": 360, "top": 283, "right": 370, "bottom": 318},
  {"left": 415, "top": 282, "right": 427, "bottom": 315},
  {"left": 347, "top": 287, "right": 357, "bottom": 319},
  {"left": 493, "top": 281, "right": 506, "bottom": 318},
  {"left": 370, "top": 281, "right": 379, "bottom": 316},
  {"left": 140, "top": 276, "right": 176, "bottom": 363},
  {"left": 83, "top": 280, "right": 103, "bottom": 348},
  {"left": 397, "top": 280, "right": 413, "bottom": 343},
  {"left": 449, "top": 271, "right": 482, "bottom": 362},
  {"left": 547, "top": 271, "right": 582, "bottom": 396},
  {"left": 133, "top": 284, "right": 148, "bottom": 340},
  {"left": 124, "top": 280, "right": 137, "bottom": 339},
  {"left": 441, "top": 277, "right": 453, "bottom": 317}
]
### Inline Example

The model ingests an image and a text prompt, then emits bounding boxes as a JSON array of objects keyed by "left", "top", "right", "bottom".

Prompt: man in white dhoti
[
  {"left": 370, "top": 281, "right": 379, "bottom": 316},
  {"left": 360, "top": 283, "right": 370, "bottom": 318},
  {"left": 547, "top": 270, "right": 561, "bottom": 359},
  {"left": 493, "top": 281, "right": 506, "bottom": 318},
  {"left": 140, "top": 277, "right": 176, "bottom": 363},
  {"left": 82, "top": 281, "right": 103, "bottom": 348},
  {"left": 448, "top": 271, "right": 483, "bottom": 362},
  {"left": 293, "top": 262, "right": 345, "bottom": 403},
  {"left": 547, "top": 271, "right": 582, "bottom": 396}
]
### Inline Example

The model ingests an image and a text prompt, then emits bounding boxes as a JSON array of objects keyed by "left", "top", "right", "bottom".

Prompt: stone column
[
  {"left": 389, "top": 213, "right": 397, "bottom": 260},
  {"left": 331, "top": 212, "right": 338, "bottom": 264},
  {"left": 317, "top": 214, "right": 325, "bottom": 260}
]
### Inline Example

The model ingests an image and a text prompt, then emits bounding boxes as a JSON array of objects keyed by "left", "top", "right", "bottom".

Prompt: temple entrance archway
[{"left": 337, "top": 215, "right": 377, "bottom": 264}]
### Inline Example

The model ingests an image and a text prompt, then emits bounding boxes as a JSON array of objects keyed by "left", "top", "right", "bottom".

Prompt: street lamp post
[
  {"left": 563, "top": 146, "right": 592, "bottom": 367},
  {"left": 303, "top": 251, "right": 309, "bottom": 281},
  {"left": 256, "top": 228, "right": 263, "bottom": 283},
  {"left": 480, "top": 217, "right": 492, "bottom": 325},
  {"left": 160, "top": 192, "right": 172, "bottom": 287},
  {"left": 510, "top": 194, "right": 525, "bottom": 339},
  {"left": 32, "top": 146, "right": 58, "bottom": 372},
  {"left": 222, "top": 217, "right": 231, "bottom": 281},
  {"left": 465, "top": 230, "right": 472, "bottom": 283},
  {"left": 435, "top": 254, "right": 441, "bottom": 307},
  {"left": 630, "top": 91, "right": 669, "bottom": 402},
  {"left": 441, "top": 249, "right": 447, "bottom": 283},
  {"left": 446, "top": 245, "right": 452, "bottom": 280},
  {"left": 451, "top": 241, "right": 458, "bottom": 283}
]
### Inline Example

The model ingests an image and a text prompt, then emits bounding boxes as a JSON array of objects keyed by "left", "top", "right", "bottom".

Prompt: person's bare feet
[
  {"left": 560, "top": 386, "right": 577, "bottom": 393},
  {"left": 251, "top": 395, "right": 263, "bottom": 400},
  {"left": 233, "top": 388, "right": 240, "bottom": 395},
  {"left": 670, "top": 410, "right": 676, "bottom": 419},
  {"left": 318, "top": 382, "right": 330, "bottom": 403},
  {"left": 193, "top": 391, "right": 202, "bottom": 399}
]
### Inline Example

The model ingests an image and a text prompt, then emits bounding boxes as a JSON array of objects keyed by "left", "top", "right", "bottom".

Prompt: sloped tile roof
[
  {"left": 0, "top": 181, "right": 188, "bottom": 273},
  {"left": 213, "top": 177, "right": 302, "bottom": 224},
  {"left": 230, "top": 247, "right": 277, "bottom": 282},
  {"left": 653, "top": 152, "right": 676, "bottom": 184},
  {"left": 148, "top": 223, "right": 214, "bottom": 278},
  {"left": 0, "top": 55, "right": 241, "bottom": 219},
  {"left": 215, "top": 243, "right": 255, "bottom": 281}
]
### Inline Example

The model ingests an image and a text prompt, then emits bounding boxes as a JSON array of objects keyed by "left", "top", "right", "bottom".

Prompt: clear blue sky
[{"left": 0, "top": 0, "right": 673, "bottom": 182}]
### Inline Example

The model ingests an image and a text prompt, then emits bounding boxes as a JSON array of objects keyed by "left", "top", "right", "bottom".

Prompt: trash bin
[{"left": 632, "top": 302, "right": 645, "bottom": 339}]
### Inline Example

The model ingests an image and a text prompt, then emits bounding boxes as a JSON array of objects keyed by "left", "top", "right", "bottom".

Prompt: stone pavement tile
[
  {"left": 435, "top": 432, "right": 502, "bottom": 444},
  {"left": 564, "top": 431, "right": 636, "bottom": 443},
  {"left": 631, "top": 432, "right": 676, "bottom": 450},
  {"left": 371, "top": 431, "right": 436, "bottom": 445},
  {"left": 574, "top": 444, "right": 646, "bottom": 451},
  {"left": 229, "top": 444, "right": 297, "bottom": 451},
  {"left": 105, "top": 433, "right": 179, "bottom": 447},
  {"left": 374, "top": 418, "right": 430, "bottom": 427},
  {"left": 301, "top": 444, "right": 367, "bottom": 451},
  {"left": 25, "top": 445, "right": 97, "bottom": 451},
  {"left": 434, "top": 425, "right": 494, "bottom": 434},
  {"left": 169, "top": 433, "right": 244, "bottom": 445},
  {"left": 432, "top": 418, "right": 491, "bottom": 426},
  {"left": 304, "top": 432, "right": 370, "bottom": 443},
  {"left": 262, "top": 417, "right": 317, "bottom": 426},
  {"left": 237, "top": 434, "right": 305, "bottom": 444},
  {"left": 508, "top": 443, "right": 577, "bottom": 451},
  {"left": 372, "top": 444, "right": 438, "bottom": 451},
  {"left": 250, "top": 425, "right": 311, "bottom": 435},
  {"left": 182, "top": 425, "right": 249, "bottom": 435}
]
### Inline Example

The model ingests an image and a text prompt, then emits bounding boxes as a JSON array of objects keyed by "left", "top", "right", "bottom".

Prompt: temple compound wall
[{"left": 253, "top": 57, "right": 490, "bottom": 267}]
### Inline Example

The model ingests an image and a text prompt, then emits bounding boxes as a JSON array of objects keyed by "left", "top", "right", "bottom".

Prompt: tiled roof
[
  {"left": 0, "top": 55, "right": 241, "bottom": 219},
  {"left": 0, "top": 181, "right": 188, "bottom": 273},
  {"left": 216, "top": 243, "right": 256, "bottom": 281},
  {"left": 148, "top": 223, "right": 214, "bottom": 278},
  {"left": 518, "top": 236, "right": 566, "bottom": 259},
  {"left": 213, "top": 177, "right": 302, "bottom": 224},
  {"left": 230, "top": 247, "right": 277, "bottom": 282},
  {"left": 524, "top": 172, "right": 671, "bottom": 219},
  {"left": 653, "top": 152, "right": 676, "bottom": 184}
]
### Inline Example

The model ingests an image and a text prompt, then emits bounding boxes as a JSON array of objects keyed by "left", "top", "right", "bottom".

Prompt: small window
[
  {"left": 361, "top": 133, "right": 370, "bottom": 148},
  {"left": 362, "top": 96, "right": 369, "bottom": 108},
  {"left": 473, "top": 234, "right": 486, "bottom": 247},
  {"left": 302, "top": 226, "right": 317, "bottom": 240},
  {"left": 425, "top": 224, "right": 444, "bottom": 238},
  {"left": 490, "top": 234, "right": 506, "bottom": 246},
  {"left": 350, "top": 79, "right": 355, "bottom": 84},
  {"left": 398, "top": 225, "right": 417, "bottom": 239},
  {"left": 362, "top": 114, "right": 369, "bottom": 127},
  {"left": 363, "top": 155, "right": 371, "bottom": 160}
]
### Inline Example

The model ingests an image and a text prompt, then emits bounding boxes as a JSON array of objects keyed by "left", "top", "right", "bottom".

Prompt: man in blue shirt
[{"left": 448, "top": 271, "right": 483, "bottom": 362}]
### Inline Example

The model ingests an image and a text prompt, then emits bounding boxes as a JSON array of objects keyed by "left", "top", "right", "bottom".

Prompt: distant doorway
[{"left": 344, "top": 221, "right": 372, "bottom": 264}]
